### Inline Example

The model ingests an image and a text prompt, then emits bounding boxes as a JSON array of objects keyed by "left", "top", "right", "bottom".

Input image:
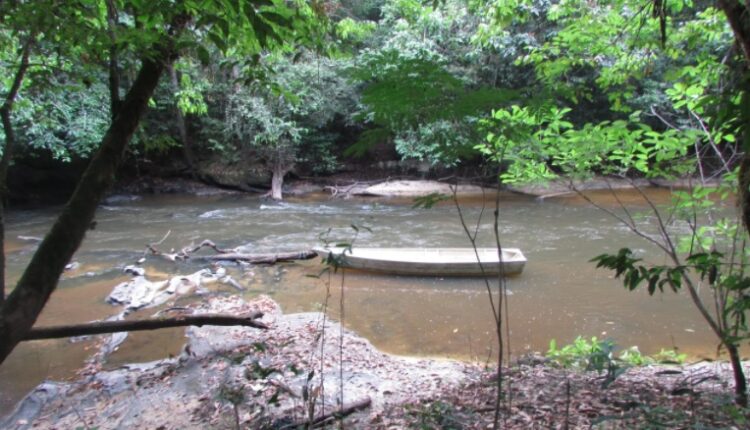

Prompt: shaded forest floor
[
  {"left": 383, "top": 360, "right": 750, "bottom": 429},
  {"left": 3, "top": 295, "right": 749, "bottom": 429}
]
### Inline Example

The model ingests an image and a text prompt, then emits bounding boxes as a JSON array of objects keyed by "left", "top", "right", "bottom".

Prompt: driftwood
[
  {"left": 201, "top": 251, "right": 316, "bottom": 264},
  {"left": 146, "top": 238, "right": 316, "bottom": 264},
  {"left": 22, "top": 312, "right": 266, "bottom": 341},
  {"left": 282, "top": 397, "right": 372, "bottom": 429}
]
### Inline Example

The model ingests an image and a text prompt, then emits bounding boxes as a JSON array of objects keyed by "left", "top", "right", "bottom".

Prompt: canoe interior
[{"left": 313, "top": 247, "right": 526, "bottom": 277}]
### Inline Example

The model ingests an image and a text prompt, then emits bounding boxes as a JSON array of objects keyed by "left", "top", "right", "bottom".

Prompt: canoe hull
[{"left": 313, "top": 247, "right": 526, "bottom": 277}]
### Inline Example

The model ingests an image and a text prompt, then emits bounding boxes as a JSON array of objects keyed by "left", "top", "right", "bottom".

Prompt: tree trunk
[
  {"left": 271, "top": 162, "right": 285, "bottom": 200},
  {"left": 740, "top": 153, "right": 750, "bottom": 235},
  {"left": 0, "top": 38, "right": 33, "bottom": 307},
  {"left": 727, "top": 342, "right": 748, "bottom": 407},
  {"left": 718, "top": 1, "right": 750, "bottom": 236},
  {"left": 168, "top": 64, "right": 198, "bottom": 177},
  {"left": 718, "top": 0, "right": 750, "bottom": 407},
  {"left": 718, "top": 0, "right": 750, "bottom": 61},
  {"left": 0, "top": 26, "right": 184, "bottom": 364},
  {"left": 105, "top": 0, "right": 121, "bottom": 119}
]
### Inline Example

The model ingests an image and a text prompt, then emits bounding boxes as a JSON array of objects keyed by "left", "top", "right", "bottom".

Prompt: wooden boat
[{"left": 312, "top": 247, "right": 526, "bottom": 276}]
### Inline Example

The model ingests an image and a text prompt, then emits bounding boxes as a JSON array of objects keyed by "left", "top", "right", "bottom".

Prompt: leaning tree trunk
[{"left": 0, "top": 30, "right": 183, "bottom": 364}]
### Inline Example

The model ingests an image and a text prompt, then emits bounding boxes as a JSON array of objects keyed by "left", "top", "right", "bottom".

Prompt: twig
[{"left": 281, "top": 397, "right": 371, "bottom": 429}]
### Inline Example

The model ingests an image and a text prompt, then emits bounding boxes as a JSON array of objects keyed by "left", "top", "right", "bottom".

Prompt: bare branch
[{"left": 23, "top": 312, "right": 267, "bottom": 341}]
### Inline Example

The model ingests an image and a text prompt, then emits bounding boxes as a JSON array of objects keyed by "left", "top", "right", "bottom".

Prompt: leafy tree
[
  {"left": 472, "top": 0, "right": 749, "bottom": 406},
  {"left": 224, "top": 54, "right": 355, "bottom": 199},
  {"left": 0, "top": 0, "right": 320, "bottom": 364},
  {"left": 349, "top": 0, "right": 518, "bottom": 165}
]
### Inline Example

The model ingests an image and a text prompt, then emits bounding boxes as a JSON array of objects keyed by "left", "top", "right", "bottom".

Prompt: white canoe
[{"left": 313, "top": 247, "right": 526, "bottom": 276}]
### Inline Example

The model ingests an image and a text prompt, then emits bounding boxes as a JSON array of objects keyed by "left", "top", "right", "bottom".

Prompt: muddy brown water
[{"left": 0, "top": 189, "right": 733, "bottom": 416}]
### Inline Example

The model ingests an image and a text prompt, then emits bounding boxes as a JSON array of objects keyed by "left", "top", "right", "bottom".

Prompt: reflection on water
[{"left": 0, "top": 189, "right": 734, "bottom": 415}]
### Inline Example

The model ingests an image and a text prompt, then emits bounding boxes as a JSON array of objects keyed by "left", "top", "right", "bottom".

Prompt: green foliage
[
  {"left": 13, "top": 80, "right": 110, "bottom": 161},
  {"left": 349, "top": 0, "right": 520, "bottom": 164},
  {"left": 142, "top": 135, "right": 181, "bottom": 156},
  {"left": 546, "top": 336, "right": 616, "bottom": 371},
  {"left": 356, "top": 63, "right": 510, "bottom": 159},
  {"left": 223, "top": 54, "right": 355, "bottom": 175},
  {"left": 591, "top": 248, "right": 684, "bottom": 295},
  {"left": 465, "top": 0, "right": 739, "bottom": 189},
  {"left": 174, "top": 64, "right": 209, "bottom": 116},
  {"left": 1, "top": 0, "right": 325, "bottom": 167},
  {"left": 336, "top": 17, "right": 376, "bottom": 43},
  {"left": 593, "top": 195, "right": 750, "bottom": 349},
  {"left": 651, "top": 348, "right": 687, "bottom": 364},
  {"left": 547, "top": 337, "right": 687, "bottom": 386}
]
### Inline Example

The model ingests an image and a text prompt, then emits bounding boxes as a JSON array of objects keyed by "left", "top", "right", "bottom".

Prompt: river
[{"left": 0, "top": 188, "right": 725, "bottom": 415}]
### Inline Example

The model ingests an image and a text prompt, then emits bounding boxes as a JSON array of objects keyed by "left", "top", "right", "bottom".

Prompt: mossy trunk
[{"left": 0, "top": 50, "right": 175, "bottom": 364}]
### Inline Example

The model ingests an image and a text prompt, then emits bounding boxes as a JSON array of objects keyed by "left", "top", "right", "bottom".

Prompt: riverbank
[
  {"left": 3, "top": 294, "right": 748, "bottom": 429},
  {"left": 111, "top": 174, "right": 720, "bottom": 201}
]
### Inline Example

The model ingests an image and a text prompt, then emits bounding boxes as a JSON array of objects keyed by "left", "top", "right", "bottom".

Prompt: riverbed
[{"left": 0, "top": 189, "right": 725, "bottom": 415}]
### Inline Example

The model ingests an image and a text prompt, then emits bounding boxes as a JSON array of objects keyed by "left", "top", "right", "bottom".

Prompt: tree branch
[{"left": 22, "top": 312, "right": 267, "bottom": 341}]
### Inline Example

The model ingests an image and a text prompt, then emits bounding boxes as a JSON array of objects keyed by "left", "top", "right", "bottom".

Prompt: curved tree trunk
[{"left": 0, "top": 29, "right": 183, "bottom": 363}]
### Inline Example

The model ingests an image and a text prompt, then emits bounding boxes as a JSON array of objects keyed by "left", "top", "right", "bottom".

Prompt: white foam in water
[{"left": 198, "top": 209, "right": 225, "bottom": 219}]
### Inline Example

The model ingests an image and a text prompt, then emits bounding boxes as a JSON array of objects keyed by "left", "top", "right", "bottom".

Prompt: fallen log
[
  {"left": 146, "top": 237, "right": 316, "bottom": 265},
  {"left": 281, "top": 397, "right": 372, "bottom": 429},
  {"left": 22, "top": 312, "right": 267, "bottom": 341},
  {"left": 201, "top": 250, "right": 317, "bottom": 264}
]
